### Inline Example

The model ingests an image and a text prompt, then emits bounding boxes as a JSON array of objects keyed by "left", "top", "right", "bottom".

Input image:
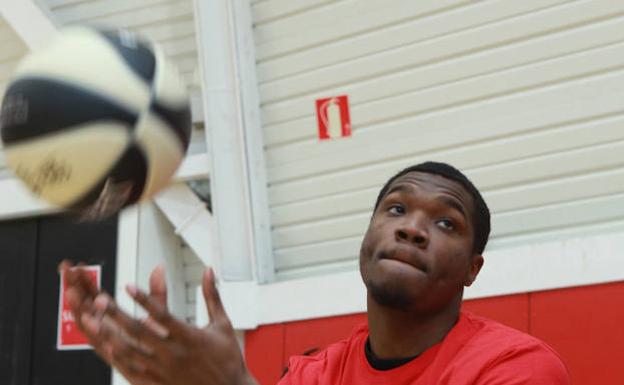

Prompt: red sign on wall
[
  {"left": 57, "top": 265, "right": 101, "bottom": 350},
  {"left": 315, "top": 95, "right": 351, "bottom": 140}
]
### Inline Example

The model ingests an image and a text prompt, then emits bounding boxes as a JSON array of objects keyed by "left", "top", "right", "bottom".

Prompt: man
[{"left": 61, "top": 161, "right": 570, "bottom": 385}]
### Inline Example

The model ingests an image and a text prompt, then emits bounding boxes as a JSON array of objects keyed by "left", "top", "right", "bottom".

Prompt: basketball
[{"left": 0, "top": 26, "right": 191, "bottom": 220}]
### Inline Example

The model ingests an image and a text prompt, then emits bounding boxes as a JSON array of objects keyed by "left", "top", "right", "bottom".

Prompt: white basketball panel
[
  {"left": 13, "top": 27, "right": 151, "bottom": 114},
  {"left": 153, "top": 46, "right": 189, "bottom": 108},
  {"left": 4, "top": 123, "right": 130, "bottom": 206}
]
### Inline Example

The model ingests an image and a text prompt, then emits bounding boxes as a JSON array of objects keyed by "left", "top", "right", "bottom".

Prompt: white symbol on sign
[
  {"left": 320, "top": 98, "right": 343, "bottom": 139},
  {"left": 62, "top": 310, "right": 75, "bottom": 322}
]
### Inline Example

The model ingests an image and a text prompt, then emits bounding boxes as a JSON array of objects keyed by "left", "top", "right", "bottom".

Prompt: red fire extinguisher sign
[
  {"left": 57, "top": 265, "right": 101, "bottom": 350},
  {"left": 316, "top": 95, "right": 352, "bottom": 140}
]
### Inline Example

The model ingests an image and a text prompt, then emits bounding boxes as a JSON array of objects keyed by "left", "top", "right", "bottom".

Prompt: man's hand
[
  {"left": 60, "top": 260, "right": 162, "bottom": 385},
  {"left": 59, "top": 261, "right": 257, "bottom": 385}
]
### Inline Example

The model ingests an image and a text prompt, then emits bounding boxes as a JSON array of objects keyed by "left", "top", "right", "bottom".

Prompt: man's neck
[{"left": 366, "top": 294, "right": 462, "bottom": 360}]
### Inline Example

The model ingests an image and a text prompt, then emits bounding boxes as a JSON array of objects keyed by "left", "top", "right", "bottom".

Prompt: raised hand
[
  {"left": 60, "top": 261, "right": 257, "bottom": 385},
  {"left": 60, "top": 261, "right": 170, "bottom": 385}
]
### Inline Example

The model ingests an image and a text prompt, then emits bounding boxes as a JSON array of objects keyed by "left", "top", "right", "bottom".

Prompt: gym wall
[{"left": 253, "top": 0, "right": 624, "bottom": 280}]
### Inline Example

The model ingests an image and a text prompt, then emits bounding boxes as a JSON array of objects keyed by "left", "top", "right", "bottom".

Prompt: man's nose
[{"left": 395, "top": 216, "right": 429, "bottom": 247}]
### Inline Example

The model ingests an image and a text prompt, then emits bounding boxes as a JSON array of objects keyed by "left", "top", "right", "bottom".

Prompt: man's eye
[
  {"left": 388, "top": 205, "right": 405, "bottom": 215},
  {"left": 437, "top": 219, "right": 454, "bottom": 230}
]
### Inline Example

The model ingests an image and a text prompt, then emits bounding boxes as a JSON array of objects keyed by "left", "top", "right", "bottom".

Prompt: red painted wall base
[{"left": 245, "top": 282, "right": 624, "bottom": 385}]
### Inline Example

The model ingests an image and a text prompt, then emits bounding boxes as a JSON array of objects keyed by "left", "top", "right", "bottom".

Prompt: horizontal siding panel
[
  {"left": 266, "top": 68, "right": 624, "bottom": 184},
  {"left": 494, "top": 193, "right": 624, "bottom": 238},
  {"left": 255, "top": 0, "right": 470, "bottom": 60},
  {"left": 268, "top": 114, "right": 624, "bottom": 206},
  {"left": 263, "top": 18, "right": 624, "bottom": 141},
  {"left": 136, "top": 18, "right": 196, "bottom": 41},
  {"left": 272, "top": 168, "right": 624, "bottom": 250},
  {"left": 265, "top": 36, "right": 624, "bottom": 160},
  {"left": 252, "top": 0, "right": 336, "bottom": 25},
  {"left": 471, "top": 140, "right": 624, "bottom": 197},
  {"left": 276, "top": 216, "right": 624, "bottom": 272},
  {"left": 256, "top": 0, "right": 568, "bottom": 84},
  {"left": 180, "top": 70, "right": 199, "bottom": 87},
  {"left": 174, "top": 54, "right": 199, "bottom": 72},
  {"left": 486, "top": 167, "right": 624, "bottom": 213},
  {"left": 273, "top": 190, "right": 624, "bottom": 272},
  {"left": 275, "top": 237, "right": 362, "bottom": 271},
  {"left": 51, "top": 0, "right": 174, "bottom": 23},
  {"left": 259, "top": 1, "right": 624, "bottom": 105},
  {"left": 270, "top": 139, "right": 624, "bottom": 227},
  {"left": 46, "top": 0, "right": 92, "bottom": 8},
  {"left": 160, "top": 35, "right": 197, "bottom": 57},
  {"left": 59, "top": 0, "right": 194, "bottom": 29},
  {"left": 272, "top": 188, "right": 376, "bottom": 227},
  {"left": 273, "top": 212, "right": 369, "bottom": 250},
  {"left": 274, "top": 138, "right": 624, "bottom": 225}
]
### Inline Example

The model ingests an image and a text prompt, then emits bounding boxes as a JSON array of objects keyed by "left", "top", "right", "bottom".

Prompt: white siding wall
[
  {"left": 252, "top": 0, "right": 624, "bottom": 279},
  {"left": 40, "top": 0, "right": 201, "bottom": 90},
  {"left": 181, "top": 242, "right": 204, "bottom": 324}
]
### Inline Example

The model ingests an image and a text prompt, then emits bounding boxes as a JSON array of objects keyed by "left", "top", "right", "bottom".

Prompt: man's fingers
[
  {"left": 81, "top": 311, "right": 165, "bottom": 384},
  {"left": 93, "top": 293, "right": 167, "bottom": 348},
  {"left": 126, "top": 285, "right": 189, "bottom": 339},
  {"left": 78, "top": 311, "right": 117, "bottom": 365},
  {"left": 149, "top": 265, "right": 168, "bottom": 309},
  {"left": 60, "top": 260, "right": 99, "bottom": 297},
  {"left": 201, "top": 267, "right": 230, "bottom": 328},
  {"left": 65, "top": 286, "right": 94, "bottom": 325}
]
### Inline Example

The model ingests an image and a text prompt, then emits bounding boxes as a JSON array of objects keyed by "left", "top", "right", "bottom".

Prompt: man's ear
[{"left": 464, "top": 254, "right": 484, "bottom": 287}]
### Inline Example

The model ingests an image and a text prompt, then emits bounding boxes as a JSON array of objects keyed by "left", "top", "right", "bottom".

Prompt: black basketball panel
[
  {"left": 98, "top": 29, "right": 156, "bottom": 85},
  {"left": 0, "top": 77, "right": 138, "bottom": 145},
  {"left": 150, "top": 100, "right": 192, "bottom": 152}
]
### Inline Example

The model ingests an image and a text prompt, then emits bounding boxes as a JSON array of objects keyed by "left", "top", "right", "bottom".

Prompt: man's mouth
[{"left": 379, "top": 248, "right": 427, "bottom": 272}]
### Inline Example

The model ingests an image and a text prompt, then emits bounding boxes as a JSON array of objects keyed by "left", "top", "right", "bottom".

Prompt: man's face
[{"left": 360, "top": 171, "right": 483, "bottom": 312}]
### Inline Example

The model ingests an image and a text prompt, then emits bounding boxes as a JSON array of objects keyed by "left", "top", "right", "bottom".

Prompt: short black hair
[{"left": 372, "top": 161, "right": 490, "bottom": 255}]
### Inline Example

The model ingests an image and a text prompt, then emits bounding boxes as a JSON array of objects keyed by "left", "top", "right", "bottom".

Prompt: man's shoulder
[
  {"left": 462, "top": 311, "right": 556, "bottom": 352},
  {"left": 454, "top": 312, "right": 570, "bottom": 384}
]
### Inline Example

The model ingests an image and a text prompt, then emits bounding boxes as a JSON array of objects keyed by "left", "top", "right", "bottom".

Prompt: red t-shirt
[{"left": 278, "top": 311, "right": 570, "bottom": 385}]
